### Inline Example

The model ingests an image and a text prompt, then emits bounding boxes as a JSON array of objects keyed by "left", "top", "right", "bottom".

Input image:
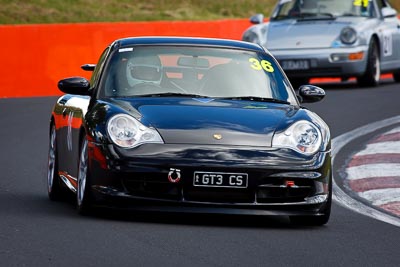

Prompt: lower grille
[
  {"left": 256, "top": 178, "right": 314, "bottom": 203},
  {"left": 123, "top": 179, "right": 181, "bottom": 200},
  {"left": 184, "top": 187, "right": 254, "bottom": 203},
  {"left": 122, "top": 175, "right": 316, "bottom": 204},
  {"left": 256, "top": 186, "right": 313, "bottom": 203}
]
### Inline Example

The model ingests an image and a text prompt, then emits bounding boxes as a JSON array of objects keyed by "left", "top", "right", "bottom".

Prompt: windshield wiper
[
  {"left": 341, "top": 12, "right": 356, "bottom": 17},
  {"left": 220, "top": 96, "right": 290, "bottom": 104},
  {"left": 271, "top": 15, "right": 291, "bottom": 21},
  {"left": 135, "top": 92, "right": 209, "bottom": 98},
  {"left": 340, "top": 12, "right": 366, "bottom": 17},
  {"left": 297, "top": 12, "right": 336, "bottom": 20}
]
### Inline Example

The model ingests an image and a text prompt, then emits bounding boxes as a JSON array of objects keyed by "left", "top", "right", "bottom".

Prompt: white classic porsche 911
[{"left": 242, "top": 0, "right": 400, "bottom": 87}]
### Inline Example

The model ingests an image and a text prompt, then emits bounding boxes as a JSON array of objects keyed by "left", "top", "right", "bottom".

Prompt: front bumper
[
  {"left": 271, "top": 46, "right": 369, "bottom": 79},
  {"left": 88, "top": 142, "right": 332, "bottom": 215}
]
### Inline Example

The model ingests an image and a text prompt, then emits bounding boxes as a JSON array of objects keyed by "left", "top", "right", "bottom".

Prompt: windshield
[
  {"left": 271, "top": 0, "right": 375, "bottom": 20},
  {"left": 101, "top": 46, "right": 297, "bottom": 105}
]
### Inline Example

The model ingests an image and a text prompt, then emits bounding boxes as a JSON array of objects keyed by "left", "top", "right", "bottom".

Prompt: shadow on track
[
  {"left": 87, "top": 207, "right": 325, "bottom": 230},
  {"left": 30, "top": 192, "right": 326, "bottom": 230}
]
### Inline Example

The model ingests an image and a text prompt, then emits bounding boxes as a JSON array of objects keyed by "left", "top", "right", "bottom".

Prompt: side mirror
[
  {"left": 298, "top": 85, "right": 325, "bottom": 103},
  {"left": 250, "top": 14, "right": 264, "bottom": 24},
  {"left": 58, "top": 77, "right": 91, "bottom": 95},
  {"left": 382, "top": 7, "right": 397, "bottom": 18},
  {"left": 81, "top": 64, "right": 96, "bottom": 71}
]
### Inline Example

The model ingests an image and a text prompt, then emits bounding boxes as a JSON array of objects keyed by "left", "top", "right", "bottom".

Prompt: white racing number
[{"left": 382, "top": 33, "right": 393, "bottom": 57}]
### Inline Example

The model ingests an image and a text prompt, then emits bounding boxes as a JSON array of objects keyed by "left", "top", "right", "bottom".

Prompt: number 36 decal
[{"left": 249, "top": 58, "right": 275, "bottom": 72}]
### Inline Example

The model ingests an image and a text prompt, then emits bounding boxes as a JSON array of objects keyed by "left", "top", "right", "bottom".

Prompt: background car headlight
[
  {"left": 272, "top": 120, "right": 322, "bottom": 155},
  {"left": 107, "top": 114, "right": 163, "bottom": 148},
  {"left": 340, "top": 27, "right": 357, "bottom": 44},
  {"left": 242, "top": 32, "right": 260, "bottom": 44}
]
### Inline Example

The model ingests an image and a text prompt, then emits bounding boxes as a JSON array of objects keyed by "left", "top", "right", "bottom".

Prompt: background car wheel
[
  {"left": 76, "top": 136, "right": 93, "bottom": 215},
  {"left": 47, "top": 123, "right": 67, "bottom": 201},
  {"left": 393, "top": 71, "right": 400, "bottom": 83},
  {"left": 357, "top": 39, "right": 380, "bottom": 87}
]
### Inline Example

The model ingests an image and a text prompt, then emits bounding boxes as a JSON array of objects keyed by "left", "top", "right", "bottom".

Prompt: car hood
[
  {"left": 266, "top": 18, "right": 354, "bottom": 50},
  {"left": 109, "top": 98, "right": 298, "bottom": 146}
]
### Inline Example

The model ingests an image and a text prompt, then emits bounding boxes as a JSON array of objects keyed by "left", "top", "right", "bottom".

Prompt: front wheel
[
  {"left": 357, "top": 39, "right": 380, "bottom": 87},
  {"left": 393, "top": 70, "right": 400, "bottom": 83},
  {"left": 76, "top": 136, "right": 93, "bottom": 215},
  {"left": 47, "top": 123, "right": 67, "bottom": 201}
]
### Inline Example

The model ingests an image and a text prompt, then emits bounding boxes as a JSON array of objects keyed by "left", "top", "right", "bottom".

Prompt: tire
[
  {"left": 393, "top": 71, "right": 400, "bottom": 83},
  {"left": 76, "top": 136, "right": 93, "bottom": 215},
  {"left": 357, "top": 39, "right": 380, "bottom": 87},
  {"left": 47, "top": 123, "right": 67, "bottom": 201}
]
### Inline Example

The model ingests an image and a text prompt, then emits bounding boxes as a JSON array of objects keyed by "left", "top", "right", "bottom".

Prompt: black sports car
[{"left": 47, "top": 37, "right": 332, "bottom": 225}]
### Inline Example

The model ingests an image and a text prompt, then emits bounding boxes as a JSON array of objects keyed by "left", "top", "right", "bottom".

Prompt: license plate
[
  {"left": 281, "top": 60, "right": 310, "bottom": 70},
  {"left": 193, "top": 171, "right": 248, "bottom": 188}
]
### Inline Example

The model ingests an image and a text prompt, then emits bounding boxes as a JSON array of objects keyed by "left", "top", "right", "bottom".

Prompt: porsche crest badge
[{"left": 213, "top": 134, "right": 222, "bottom": 140}]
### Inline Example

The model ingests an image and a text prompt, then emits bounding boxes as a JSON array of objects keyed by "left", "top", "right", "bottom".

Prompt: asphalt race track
[{"left": 1, "top": 79, "right": 400, "bottom": 266}]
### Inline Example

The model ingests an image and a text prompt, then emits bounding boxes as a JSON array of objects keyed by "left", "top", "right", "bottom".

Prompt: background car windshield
[
  {"left": 272, "top": 0, "right": 374, "bottom": 19},
  {"left": 102, "top": 46, "right": 297, "bottom": 104}
]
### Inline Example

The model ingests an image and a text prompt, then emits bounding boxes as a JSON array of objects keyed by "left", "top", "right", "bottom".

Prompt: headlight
[
  {"left": 242, "top": 32, "right": 260, "bottom": 44},
  {"left": 107, "top": 114, "right": 163, "bottom": 148},
  {"left": 272, "top": 120, "right": 322, "bottom": 155},
  {"left": 340, "top": 27, "right": 357, "bottom": 44}
]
